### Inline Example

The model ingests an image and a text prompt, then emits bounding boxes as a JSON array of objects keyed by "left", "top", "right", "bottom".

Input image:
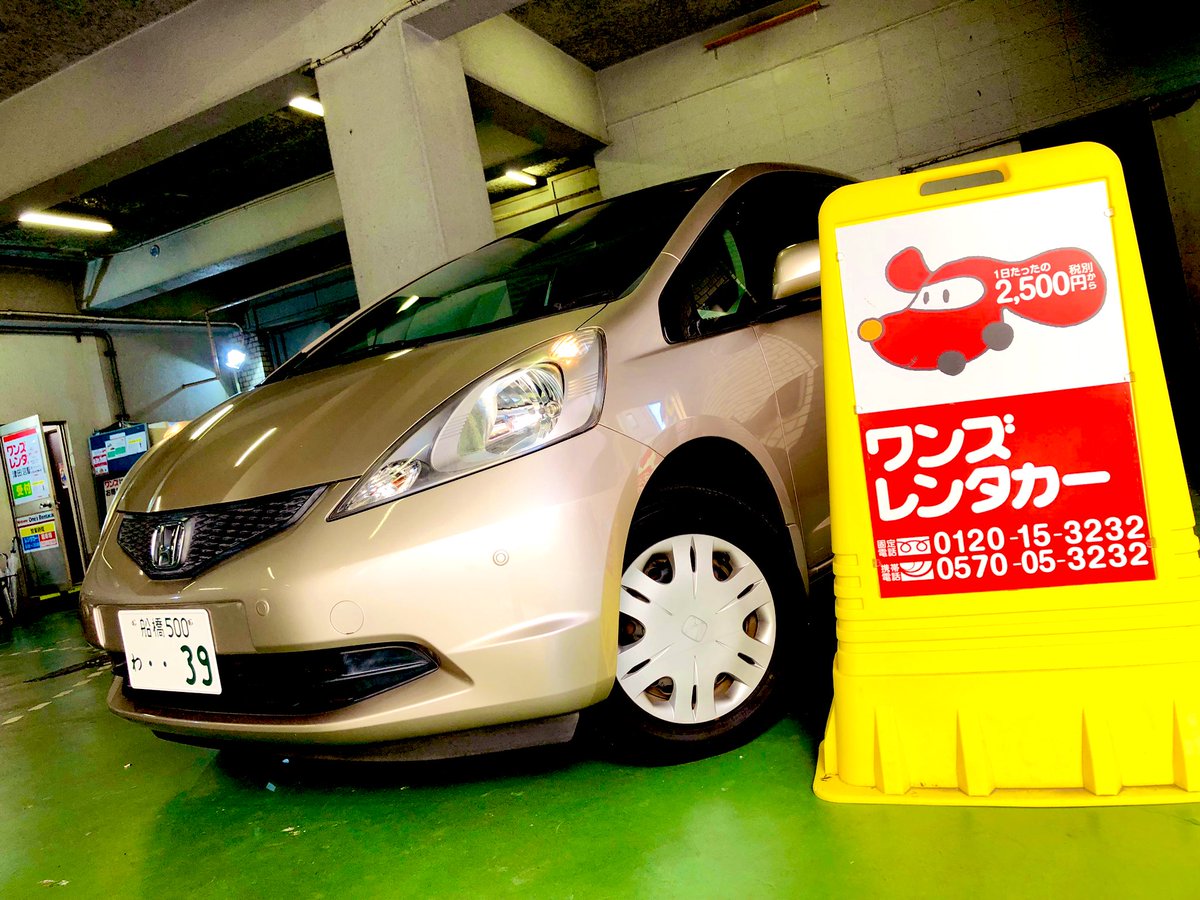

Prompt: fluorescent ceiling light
[
  {"left": 505, "top": 169, "right": 538, "bottom": 187},
  {"left": 289, "top": 96, "right": 325, "bottom": 116},
  {"left": 19, "top": 211, "right": 113, "bottom": 233}
]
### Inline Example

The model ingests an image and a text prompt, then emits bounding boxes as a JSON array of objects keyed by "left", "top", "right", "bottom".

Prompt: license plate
[{"left": 117, "top": 609, "right": 222, "bottom": 695}]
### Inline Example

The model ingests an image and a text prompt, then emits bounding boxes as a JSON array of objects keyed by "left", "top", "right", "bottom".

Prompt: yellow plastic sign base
[
  {"left": 815, "top": 657, "right": 1200, "bottom": 806},
  {"left": 815, "top": 143, "right": 1200, "bottom": 806}
]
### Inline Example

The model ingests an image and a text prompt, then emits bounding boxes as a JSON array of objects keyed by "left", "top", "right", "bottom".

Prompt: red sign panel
[
  {"left": 3, "top": 427, "right": 35, "bottom": 470},
  {"left": 860, "top": 383, "right": 1153, "bottom": 596}
]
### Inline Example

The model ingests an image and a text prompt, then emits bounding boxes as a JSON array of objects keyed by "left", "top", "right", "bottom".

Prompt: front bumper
[{"left": 80, "top": 425, "right": 653, "bottom": 747}]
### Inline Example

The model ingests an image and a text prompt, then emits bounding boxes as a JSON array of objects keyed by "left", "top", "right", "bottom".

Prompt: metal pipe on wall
[
  {"left": 0, "top": 323, "right": 130, "bottom": 423},
  {"left": 0, "top": 309, "right": 243, "bottom": 425},
  {"left": 0, "top": 309, "right": 242, "bottom": 333}
]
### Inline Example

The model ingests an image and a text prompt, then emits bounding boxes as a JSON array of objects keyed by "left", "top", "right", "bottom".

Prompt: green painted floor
[{"left": 3, "top": 610, "right": 1200, "bottom": 897}]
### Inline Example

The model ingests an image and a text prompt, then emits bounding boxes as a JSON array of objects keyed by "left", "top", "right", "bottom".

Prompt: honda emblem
[{"left": 148, "top": 519, "right": 191, "bottom": 571}]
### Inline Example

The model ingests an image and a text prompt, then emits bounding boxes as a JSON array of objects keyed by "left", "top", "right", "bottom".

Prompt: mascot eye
[{"left": 908, "top": 276, "right": 986, "bottom": 311}]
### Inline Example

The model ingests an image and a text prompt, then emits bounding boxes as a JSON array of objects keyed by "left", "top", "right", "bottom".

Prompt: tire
[
  {"left": 982, "top": 321, "right": 1014, "bottom": 351},
  {"left": 936, "top": 350, "right": 967, "bottom": 375},
  {"left": 602, "top": 486, "right": 799, "bottom": 760}
]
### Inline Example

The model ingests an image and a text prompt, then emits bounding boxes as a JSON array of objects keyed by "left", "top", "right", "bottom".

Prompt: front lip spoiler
[{"left": 152, "top": 712, "right": 581, "bottom": 761}]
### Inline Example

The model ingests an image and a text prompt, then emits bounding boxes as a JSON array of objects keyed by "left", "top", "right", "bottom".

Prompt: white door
[{"left": 2, "top": 414, "right": 73, "bottom": 592}]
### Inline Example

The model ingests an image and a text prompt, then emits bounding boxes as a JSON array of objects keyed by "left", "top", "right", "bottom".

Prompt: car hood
[{"left": 118, "top": 310, "right": 600, "bottom": 512}]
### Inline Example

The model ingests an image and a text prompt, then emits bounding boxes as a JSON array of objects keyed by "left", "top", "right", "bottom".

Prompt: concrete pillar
[{"left": 316, "top": 22, "right": 494, "bottom": 307}]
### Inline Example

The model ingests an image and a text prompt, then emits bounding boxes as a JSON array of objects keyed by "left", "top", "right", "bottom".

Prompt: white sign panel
[
  {"left": 2, "top": 417, "right": 51, "bottom": 504},
  {"left": 836, "top": 180, "right": 1128, "bottom": 414}
]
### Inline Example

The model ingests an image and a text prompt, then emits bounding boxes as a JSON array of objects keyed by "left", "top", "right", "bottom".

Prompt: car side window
[
  {"left": 662, "top": 203, "right": 760, "bottom": 342},
  {"left": 685, "top": 227, "right": 751, "bottom": 323},
  {"left": 661, "top": 172, "right": 849, "bottom": 342}
]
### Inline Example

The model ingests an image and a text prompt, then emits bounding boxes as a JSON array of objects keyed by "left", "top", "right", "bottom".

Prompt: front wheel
[{"left": 604, "top": 488, "right": 798, "bottom": 759}]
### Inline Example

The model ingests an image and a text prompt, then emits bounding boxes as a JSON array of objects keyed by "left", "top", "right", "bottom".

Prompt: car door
[
  {"left": 745, "top": 171, "right": 849, "bottom": 571},
  {"left": 660, "top": 170, "right": 847, "bottom": 571},
  {"left": 647, "top": 179, "right": 789, "bottom": 507}
]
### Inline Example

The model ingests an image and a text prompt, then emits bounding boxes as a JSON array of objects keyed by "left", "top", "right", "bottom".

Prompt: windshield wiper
[{"left": 548, "top": 289, "right": 616, "bottom": 311}]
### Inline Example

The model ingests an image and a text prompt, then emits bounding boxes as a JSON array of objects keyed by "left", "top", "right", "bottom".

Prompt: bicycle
[{"left": 1, "top": 538, "right": 20, "bottom": 625}]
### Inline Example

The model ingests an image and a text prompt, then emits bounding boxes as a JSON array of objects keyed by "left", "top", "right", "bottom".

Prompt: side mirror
[{"left": 772, "top": 240, "right": 821, "bottom": 302}]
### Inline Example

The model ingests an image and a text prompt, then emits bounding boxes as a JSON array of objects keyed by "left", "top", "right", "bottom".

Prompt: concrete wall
[
  {"left": 0, "top": 268, "right": 77, "bottom": 315},
  {"left": 594, "top": 0, "right": 1200, "bottom": 194},
  {"left": 111, "top": 330, "right": 230, "bottom": 424},
  {"left": 0, "top": 325, "right": 231, "bottom": 567},
  {"left": 0, "top": 334, "right": 114, "bottom": 562},
  {"left": 1155, "top": 96, "right": 1200, "bottom": 329},
  {"left": 3, "top": 270, "right": 113, "bottom": 563},
  {"left": 0, "top": 326, "right": 231, "bottom": 544},
  {"left": 2, "top": 259, "right": 233, "bottom": 565}
]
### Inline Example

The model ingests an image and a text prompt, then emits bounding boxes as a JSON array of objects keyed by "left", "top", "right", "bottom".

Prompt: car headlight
[{"left": 329, "top": 327, "right": 606, "bottom": 519}]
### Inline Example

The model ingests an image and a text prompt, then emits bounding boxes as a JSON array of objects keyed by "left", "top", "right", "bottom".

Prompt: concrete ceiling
[
  {"left": 0, "top": 0, "right": 786, "bottom": 105},
  {"left": 510, "top": 0, "right": 783, "bottom": 70},
  {"left": 0, "top": 76, "right": 600, "bottom": 262},
  {"left": 0, "top": 105, "right": 332, "bottom": 259},
  {"left": 0, "top": 0, "right": 199, "bottom": 103},
  {"left": 0, "top": 0, "right": 776, "bottom": 279}
]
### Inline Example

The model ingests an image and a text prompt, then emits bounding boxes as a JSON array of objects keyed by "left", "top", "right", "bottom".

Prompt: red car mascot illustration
[{"left": 857, "top": 246, "right": 1107, "bottom": 375}]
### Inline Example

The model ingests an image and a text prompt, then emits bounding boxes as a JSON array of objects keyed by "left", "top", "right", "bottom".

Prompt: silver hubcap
[{"left": 617, "top": 533, "right": 776, "bottom": 724}]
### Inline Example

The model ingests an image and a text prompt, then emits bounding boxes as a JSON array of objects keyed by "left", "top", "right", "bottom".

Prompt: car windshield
[{"left": 278, "top": 173, "right": 720, "bottom": 378}]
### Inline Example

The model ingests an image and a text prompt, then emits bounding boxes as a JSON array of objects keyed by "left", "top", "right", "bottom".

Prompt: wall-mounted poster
[{"left": 3, "top": 422, "right": 51, "bottom": 504}]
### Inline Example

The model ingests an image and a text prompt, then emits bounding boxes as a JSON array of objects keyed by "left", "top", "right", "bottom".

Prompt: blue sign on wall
[{"left": 89, "top": 424, "right": 149, "bottom": 477}]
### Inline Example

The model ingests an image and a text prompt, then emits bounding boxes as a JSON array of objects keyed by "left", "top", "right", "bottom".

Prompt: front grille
[
  {"left": 113, "top": 643, "right": 439, "bottom": 716},
  {"left": 117, "top": 485, "right": 324, "bottom": 580}
]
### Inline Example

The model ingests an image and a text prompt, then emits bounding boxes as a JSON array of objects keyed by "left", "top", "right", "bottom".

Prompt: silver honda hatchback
[{"left": 80, "top": 163, "right": 849, "bottom": 760}]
